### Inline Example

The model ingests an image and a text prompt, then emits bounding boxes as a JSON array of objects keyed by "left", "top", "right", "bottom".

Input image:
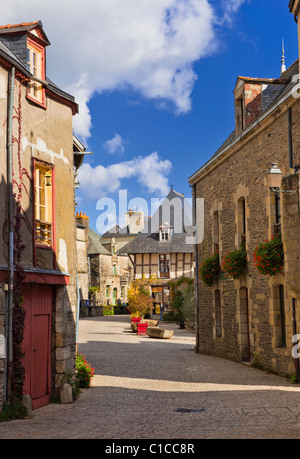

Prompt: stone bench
[
  {"left": 146, "top": 327, "right": 174, "bottom": 339},
  {"left": 131, "top": 319, "right": 159, "bottom": 333}
]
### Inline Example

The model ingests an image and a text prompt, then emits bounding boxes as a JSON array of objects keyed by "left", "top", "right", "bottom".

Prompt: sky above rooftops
[{"left": 2, "top": 1, "right": 298, "bottom": 234}]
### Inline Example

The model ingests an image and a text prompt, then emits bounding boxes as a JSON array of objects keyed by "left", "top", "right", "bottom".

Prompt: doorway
[
  {"left": 21, "top": 283, "right": 53, "bottom": 410},
  {"left": 240, "top": 287, "right": 250, "bottom": 362}
]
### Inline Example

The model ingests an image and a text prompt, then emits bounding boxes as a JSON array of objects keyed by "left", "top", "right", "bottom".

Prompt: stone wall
[{"left": 192, "top": 96, "right": 300, "bottom": 377}]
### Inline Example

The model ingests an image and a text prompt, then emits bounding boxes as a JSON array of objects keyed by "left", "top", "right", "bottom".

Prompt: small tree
[
  {"left": 127, "top": 279, "right": 153, "bottom": 320},
  {"left": 182, "top": 284, "right": 196, "bottom": 329}
]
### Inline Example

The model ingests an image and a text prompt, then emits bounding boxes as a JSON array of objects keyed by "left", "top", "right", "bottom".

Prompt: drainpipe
[
  {"left": 288, "top": 107, "right": 293, "bottom": 172},
  {"left": 193, "top": 184, "right": 200, "bottom": 353},
  {"left": 7, "top": 66, "right": 15, "bottom": 400}
]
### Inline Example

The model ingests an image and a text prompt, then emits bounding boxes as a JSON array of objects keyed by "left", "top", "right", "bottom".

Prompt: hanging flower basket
[
  {"left": 199, "top": 252, "right": 220, "bottom": 287},
  {"left": 221, "top": 247, "right": 247, "bottom": 279},
  {"left": 253, "top": 234, "right": 284, "bottom": 276}
]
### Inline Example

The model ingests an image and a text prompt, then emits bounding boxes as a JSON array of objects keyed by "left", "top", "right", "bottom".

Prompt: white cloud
[
  {"left": 77, "top": 152, "right": 172, "bottom": 200},
  {"left": 103, "top": 133, "right": 125, "bottom": 155},
  {"left": 2, "top": 1, "right": 245, "bottom": 139}
]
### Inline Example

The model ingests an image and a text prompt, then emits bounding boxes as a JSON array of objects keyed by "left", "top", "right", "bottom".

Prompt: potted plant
[
  {"left": 253, "top": 234, "right": 284, "bottom": 276},
  {"left": 199, "top": 251, "right": 220, "bottom": 287},
  {"left": 127, "top": 280, "right": 153, "bottom": 334},
  {"left": 221, "top": 247, "right": 247, "bottom": 279}
]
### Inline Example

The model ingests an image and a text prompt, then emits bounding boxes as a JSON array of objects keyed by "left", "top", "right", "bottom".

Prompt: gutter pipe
[
  {"left": 193, "top": 184, "right": 200, "bottom": 353},
  {"left": 288, "top": 107, "right": 293, "bottom": 171},
  {"left": 7, "top": 66, "right": 15, "bottom": 401}
]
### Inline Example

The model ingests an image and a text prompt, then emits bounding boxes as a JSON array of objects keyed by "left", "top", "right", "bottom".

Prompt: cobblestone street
[{"left": 1, "top": 315, "right": 300, "bottom": 439}]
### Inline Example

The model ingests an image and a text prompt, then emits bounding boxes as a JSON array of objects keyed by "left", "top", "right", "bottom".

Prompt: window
[
  {"left": 235, "top": 97, "right": 244, "bottom": 133},
  {"left": 27, "top": 40, "right": 45, "bottom": 105},
  {"left": 274, "top": 284, "right": 286, "bottom": 348},
  {"left": 273, "top": 192, "right": 281, "bottom": 236},
  {"left": 113, "top": 265, "right": 116, "bottom": 276},
  {"left": 159, "top": 223, "right": 172, "bottom": 242},
  {"left": 213, "top": 211, "right": 219, "bottom": 252},
  {"left": 35, "top": 162, "right": 53, "bottom": 247},
  {"left": 238, "top": 197, "right": 246, "bottom": 248},
  {"left": 159, "top": 254, "right": 170, "bottom": 278},
  {"left": 121, "top": 286, "right": 125, "bottom": 299},
  {"left": 161, "top": 229, "right": 169, "bottom": 241},
  {"left": 106, "top": 286, "right": 110, "bottom": 298},
  {"left": 215, "top": 289, "right": 222, "bottom": 338}
]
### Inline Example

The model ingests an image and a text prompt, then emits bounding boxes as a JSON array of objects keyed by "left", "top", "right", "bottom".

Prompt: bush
[
  {"left": 76, "top": 353, "right": 95, "bottom": 388},
  {"left": 0, "top": 399, "right": 27, "bottom": 422},
  {"left": 222, "top": 247, "right": 247, "bottom": 279},
  {"left": 200, "top": 252, "right": 220, "bottom": 286},
  {"left": 253, "top": 234, "right": 284, "bottom": 277},
  {"left": 103, "top": 306, "right": 114, "bottom": 315}
]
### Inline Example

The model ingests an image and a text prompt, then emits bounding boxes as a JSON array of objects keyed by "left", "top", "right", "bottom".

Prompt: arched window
[
  {"left": 237, "top": 197, "right": 246, "bottom": 248},
  {"left": 213, "top": 211, "right": 219, "bottom": 252}
]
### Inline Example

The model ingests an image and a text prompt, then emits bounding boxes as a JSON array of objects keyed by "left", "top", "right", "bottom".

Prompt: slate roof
[
  {"left": 197, "top": 60, "right": 299, "bottom": 171},
  {"left": 118, "top": 188, "right": 194, "bottom": 255},
  {"left": 88, "top": 228, "right": 110, "bottom": 256},
  {"left": 0, "top": 20, "right": 78, "bottom": 111}
]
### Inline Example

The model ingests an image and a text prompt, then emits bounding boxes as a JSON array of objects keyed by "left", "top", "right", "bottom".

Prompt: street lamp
[
  {"left": 267, "top": 162, "right": 283, "bottom": 192},
  {"left": 267, "top": 162, "right": 297, "bottom": 194}
]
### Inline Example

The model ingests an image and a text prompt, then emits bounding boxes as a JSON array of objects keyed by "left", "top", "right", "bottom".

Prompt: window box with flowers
[
  {"left": 221, "top": 247, "right": 247, "bottom": 280},
  {"left": 200, "top": 252, "right": 220, "bottom": 287},
  {"left": 253, "top": 234, "right": 284, "bottom": 277}
]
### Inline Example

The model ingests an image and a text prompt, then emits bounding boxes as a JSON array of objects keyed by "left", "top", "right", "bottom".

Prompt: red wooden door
[{"left": 22, "top": 284, "right": 53, "bottom": 410}]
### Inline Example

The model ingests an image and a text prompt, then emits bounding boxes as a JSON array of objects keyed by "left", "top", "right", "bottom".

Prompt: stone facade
[
  {"left": 89, "top": 252, "right": 131, "bottom": 306},
  {"left": 189, "top": 57, "right": 300, "bottom": 378}
]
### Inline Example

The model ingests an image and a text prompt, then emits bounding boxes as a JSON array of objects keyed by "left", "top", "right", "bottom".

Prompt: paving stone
[{"left": 1, "top": 315, "right": 300, "bottom": 439}]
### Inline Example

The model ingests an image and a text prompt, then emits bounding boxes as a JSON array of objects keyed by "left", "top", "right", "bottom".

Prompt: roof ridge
[{"left": 0, "top": 21, "right": 40, "bottom": 30}]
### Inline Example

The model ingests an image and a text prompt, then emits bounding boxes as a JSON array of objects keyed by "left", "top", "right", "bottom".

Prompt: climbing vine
[{"left": 5, "top": 79, "right": 32, "bottom": 401}]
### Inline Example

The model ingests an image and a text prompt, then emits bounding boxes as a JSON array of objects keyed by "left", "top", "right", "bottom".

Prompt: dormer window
[
  {"left": 27, "top": 38, "right": 45, "bottom": 105},
  {"left": 159, "top": 223, "right": 173, "bottom": 242}
]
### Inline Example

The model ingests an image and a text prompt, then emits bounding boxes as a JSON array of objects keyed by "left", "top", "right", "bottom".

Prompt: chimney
[
  {"left": 125, "top": 209, "right": 144, "bottom": 234},
  {"left": 76, "top": 211, "right": 89, "bottom": 229}
]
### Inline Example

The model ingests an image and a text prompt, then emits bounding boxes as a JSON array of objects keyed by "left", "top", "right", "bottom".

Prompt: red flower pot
[{"left": 137, "top": 322, "right": 148, "bottom": 335}]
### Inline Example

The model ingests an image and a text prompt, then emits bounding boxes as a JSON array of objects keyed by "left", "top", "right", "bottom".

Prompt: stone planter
[
  {"left": 146, "top": 327, "right": 174, "bottom": 339},
  {"left": 89, "top": 306, "right": 103, "bottom": 317},
  {"left": 131, "top": 317, "right": 141, "bottom": 332},
  {"left": 80, "top": 306, "right": 89, "bottom": 318}
]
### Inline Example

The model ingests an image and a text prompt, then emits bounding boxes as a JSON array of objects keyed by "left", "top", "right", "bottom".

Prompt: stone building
[
  {"left": 0, "top": 21, "right": 80, "bottom": 410},
  {"left": 76, "top": 212, "right": 131, "bottom": 306},
  {"left": 189, "top": 31, "right": 300, "bottom": 379},
  {"left": 119, "top": 187, "right": 194, "bottom": 315}
]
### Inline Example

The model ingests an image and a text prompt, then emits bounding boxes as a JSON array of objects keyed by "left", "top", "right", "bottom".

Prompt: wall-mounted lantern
[
  {"left": 267, "top": 163, "right": 283, "bottom": 192},
  {"left": 267, "top": 162, "right": 297, "bottom": 195},
  {"left": 44, "top": 171, "right": 52, "bottom": 186}
]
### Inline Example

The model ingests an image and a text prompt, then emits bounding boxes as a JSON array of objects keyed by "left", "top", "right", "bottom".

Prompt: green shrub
[
  {"left": 103, "top": 306, "right": 114, "bottom": 315},
  {"left": 0, "top": 399, "right": 27, "bottom": 422}
]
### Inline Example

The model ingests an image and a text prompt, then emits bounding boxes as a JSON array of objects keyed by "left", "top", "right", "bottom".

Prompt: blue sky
[{"left": 3, "top": 1, "right": 299, "bottom": 234}]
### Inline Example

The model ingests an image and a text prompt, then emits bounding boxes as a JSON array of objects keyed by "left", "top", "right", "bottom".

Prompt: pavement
[{"left": 1, "top": 315, "right": 300, "bottom": 440}]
